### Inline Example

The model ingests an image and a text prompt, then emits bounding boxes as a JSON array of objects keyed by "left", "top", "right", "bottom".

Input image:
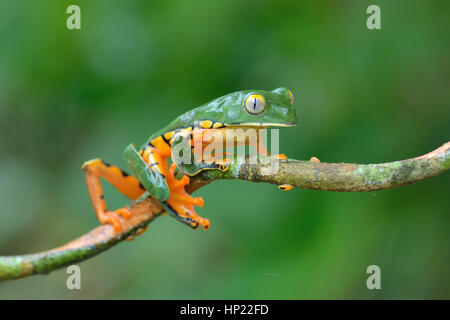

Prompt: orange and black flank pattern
[
  {"left": 83, "top": 120, "right": 229, "bottom": 233},
  {"left": 141, "top": 145, "right": 167, "bottom": 180}
]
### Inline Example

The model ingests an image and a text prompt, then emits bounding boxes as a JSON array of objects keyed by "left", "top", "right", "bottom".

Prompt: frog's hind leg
[
  {"left": 126, "top": 142, "right": 207, "bottom": 230},
  {"left": 82, "top": 159, "right": 146, "bottom": 231}
]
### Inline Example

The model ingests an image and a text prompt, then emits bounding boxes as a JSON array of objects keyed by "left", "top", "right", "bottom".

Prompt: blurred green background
[{"left": 0, "top": 0, "right": 449, "bottom": 299}]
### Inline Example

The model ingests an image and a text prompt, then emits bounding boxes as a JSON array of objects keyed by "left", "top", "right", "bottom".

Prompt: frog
[{"left": 82, "top": 87, "right": 297, "bottom": 232}]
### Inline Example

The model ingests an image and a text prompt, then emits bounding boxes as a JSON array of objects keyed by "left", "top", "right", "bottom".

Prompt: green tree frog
[{"left": 82, "top": 88, "right": 297, "bottom": 232}]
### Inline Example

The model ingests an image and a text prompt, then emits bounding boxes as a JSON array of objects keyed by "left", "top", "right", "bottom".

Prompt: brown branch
[{"left": 0, "top": 141, "right": 448, "bottom": 280}]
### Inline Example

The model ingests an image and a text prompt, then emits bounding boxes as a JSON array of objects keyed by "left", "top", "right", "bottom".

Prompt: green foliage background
[{"left": 0, "top": 0, "right": 449, "bottom": 299}]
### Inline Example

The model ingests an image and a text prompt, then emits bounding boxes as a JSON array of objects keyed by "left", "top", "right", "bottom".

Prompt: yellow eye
[
  {"left": 244, "top": 94, "right": 266, "bottom": 114},
  {"left": 288, "top": 89, "right": 294, "bottom": 104}
]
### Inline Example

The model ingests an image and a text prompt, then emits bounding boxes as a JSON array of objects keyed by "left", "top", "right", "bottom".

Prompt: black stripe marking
[
  {"left": 101, "top": 160, "right": 111, "bottom": 167},
  {"left": 165, "top": 202, "right": 176, "bottom": 213},
  {"left": 161, "top": 135, "right": 171, "bottom": 146},
  {"left": 164, "top": 202, "right": 197, "bottom": 228},
  {"left": 120, "top": 170, "right": 129, "bottom": 177}
]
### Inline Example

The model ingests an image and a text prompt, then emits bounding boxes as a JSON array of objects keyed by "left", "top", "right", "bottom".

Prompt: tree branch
[{"left": 0, "top": 141, "right": 448, "bottom": 281}]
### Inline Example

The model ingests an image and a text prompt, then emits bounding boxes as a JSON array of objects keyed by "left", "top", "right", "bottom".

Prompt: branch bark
[{"left": 0, "top": 141, "right": 448, "bottom": 281}]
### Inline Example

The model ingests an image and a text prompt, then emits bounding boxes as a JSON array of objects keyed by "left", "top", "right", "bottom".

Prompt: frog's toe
[
  {"left": 197, "top": 216, "right": 210, "bottom": 230},
  {"left": 99, "top": 211, "right": 121, "bottom": 231},
  {"left": 107, "top": 215, "right": 122, "bottom": 231},
  {"left": 278, "top": 184, "right": 294, "bottom": 191},
  {"left": 273, "top": 154, "right": 287, "bottom": 160},
  {"left": 310, "top": 156, "right": 321, "bottom": 163},
  {"left": 115, "top": 207, "right": 133, "bottom": 219},
  {"left": 98, "top": 207, "right": 133, "bottom": 232},
  {"left": 192, "top": 196, "right": 204, "bottom": 207},
  {"left": 167, "top": 195, "right": 209, "bottom": 230},
  {"left": 186, "top": 212, "right": 209, "bottom": 230}
]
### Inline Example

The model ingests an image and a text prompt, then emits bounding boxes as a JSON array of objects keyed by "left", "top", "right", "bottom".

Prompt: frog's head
[{"left": 208, "top": 87, "right": 297, "bottom": 128}]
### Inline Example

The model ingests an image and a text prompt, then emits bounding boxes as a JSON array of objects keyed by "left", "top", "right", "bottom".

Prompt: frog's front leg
[
  {"left": 171, "top": 129, "right": 231, "bottom": 176},
  {"left": 82, "top": 159, "right": 146, "bottom": 231},
  {"left": 123, "top": 143, "right": 208, "bottom": 230},
  {"left": 253, "top": 130, "right": 288, "bottom": 160}
]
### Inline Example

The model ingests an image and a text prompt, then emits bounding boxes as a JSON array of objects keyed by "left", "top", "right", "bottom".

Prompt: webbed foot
[
  {"left": 278, "top": 184, "right": 294, "bottom": 191},
  {"left": 166, "top": 163, "right": 210, "bottom": 230},
  {"left": 273, "top": 154, "right": 287, "bottom": 160},
  {"left": 99, "top": 207, "right": 133, "bottom": 231}
]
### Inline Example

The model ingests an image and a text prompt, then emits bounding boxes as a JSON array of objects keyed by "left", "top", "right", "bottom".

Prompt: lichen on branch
[{"left": 0, "top": 141, "right": 448, "bottom": 281}]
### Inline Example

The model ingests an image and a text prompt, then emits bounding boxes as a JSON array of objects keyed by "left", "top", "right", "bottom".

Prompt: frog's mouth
[{"left": 224, "top": 122, "right": 297, "bottom": 128}]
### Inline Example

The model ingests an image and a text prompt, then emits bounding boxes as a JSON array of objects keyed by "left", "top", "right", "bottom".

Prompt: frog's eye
[
  {"left": 288, "top": 89, "right": 294, "bottom": 105},
  {"left": 244, "top": 94, "right": 266, "bottom": 115}
]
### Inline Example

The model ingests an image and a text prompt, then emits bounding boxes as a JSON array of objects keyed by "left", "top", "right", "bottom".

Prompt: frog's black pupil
[{"left": 253, "top": 98, "right": 257, "bottom": 110}]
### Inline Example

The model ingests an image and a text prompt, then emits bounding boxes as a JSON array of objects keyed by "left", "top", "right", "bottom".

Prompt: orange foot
[
  {"left": 278, "top": 184, "right": 294, "bottom": 191},
  {"left": 99, "top": 207, "right": 133, "bottom": 231},
  {"left": 166, "top": 163, "right": 210, "bottom": 230}
]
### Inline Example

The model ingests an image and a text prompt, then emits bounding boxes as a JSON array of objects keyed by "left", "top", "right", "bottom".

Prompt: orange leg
[
  {"left": 82, "top": 159, "right": 146, "bottom": 231},
  {"left": 251, "top": 131, "right": 289, "bottom": 188},
  {"left": 142, "top": 145, "right": 170, "bottom": 180},
  {"left": 249, "top": 130, "right": 287, "bottom": 159}
]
